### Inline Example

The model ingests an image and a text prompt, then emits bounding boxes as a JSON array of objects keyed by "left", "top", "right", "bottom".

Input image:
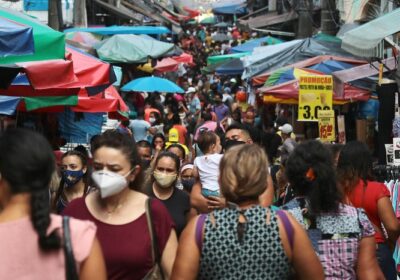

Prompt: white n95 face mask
[{"left": 91, "top": 170, "right": 131, "bottom": 198}]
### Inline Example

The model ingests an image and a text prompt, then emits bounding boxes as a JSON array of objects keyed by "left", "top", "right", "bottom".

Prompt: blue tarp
[
  {"left": 0, "top": 17, "right": 34, "bottom": 57},
  {"left": 58, "top": 109, "right": 103, "bottom": 143},
  {"left": 216, "top": 58, "right": 244, "bottom": 75},
  {"left": 0, "top": 96, "right": 20, "bottom": 115},
  {"left": 64, "top": 25, "right": 171, "bottom": 35},
  {"left": 231, "top": 36, "right": 284, "bottom": 53},
  {"left": 212, "top": 0, "right": 247, "bottom": 14}
]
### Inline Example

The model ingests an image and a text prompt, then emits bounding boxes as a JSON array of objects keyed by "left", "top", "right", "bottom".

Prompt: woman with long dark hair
[
  {"left": 337, "top": 141, "right": 400, "bottom": 280},
  {"left": 0, "top": 128, "right": 105, "bottom": 279},
  {"left": 283, "top": 140, "right": 384, "bottom": 279},
  {"left": 52, "top": 150, "right": 91, "bottom": 213}
]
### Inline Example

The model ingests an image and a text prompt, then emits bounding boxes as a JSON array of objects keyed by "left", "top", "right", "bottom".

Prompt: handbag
[
  {"left": 63, "top": 216, "right": 79, "bottom": 280},
  {"left": 143, "top": 198, "right": 165, "bottom": 280}
]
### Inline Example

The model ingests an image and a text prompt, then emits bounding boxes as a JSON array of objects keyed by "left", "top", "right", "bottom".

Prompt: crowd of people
[{"left": 0, "top": 24, "right": 400, "bottom": 280}]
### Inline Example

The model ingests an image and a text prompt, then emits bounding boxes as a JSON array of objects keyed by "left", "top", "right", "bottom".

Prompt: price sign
[
  {"left": 298, "top": 75, "right": 333, "bottom": 121},
  {"left": 318, "top": 110, "right": 335, "bottom": 142}
]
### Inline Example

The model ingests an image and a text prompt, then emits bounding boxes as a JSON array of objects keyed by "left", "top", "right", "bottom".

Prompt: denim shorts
[
  {"left": 376, "top": 243, "right": 397, "bottom": 280},
  {"left": 202, "top": 189, "right": 220, "bottom": 198}
]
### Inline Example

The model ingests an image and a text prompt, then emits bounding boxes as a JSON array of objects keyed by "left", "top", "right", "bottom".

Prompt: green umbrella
[
  {"left": 207, "top": 52, "right": 250, "bottom": 65},
  {"left": 96, "top": 34, "right": 174, "bottom": 63},
  {"left": 24, "top": 95, "right": 78, "bottom": 111},
  {"left": 0, "top": 7, "right": 65, "bottom": 64},
  {"left": 200, "top": 16, "right": 216, "bottom": 25}
]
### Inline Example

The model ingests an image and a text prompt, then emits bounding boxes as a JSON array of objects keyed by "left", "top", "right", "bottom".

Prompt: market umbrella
[
  {"left": 65, "top": 31, "right": 101, "bottom": 48},
  {"left": 215, "top": 58, "right": 244, "bottom": 75},
  {"left": 0, "top": 46, "right": 115, "bottom": 96},
  {"left": 265, "top": 68, "right": 323, "bottom": 87},
  {"left": 231, "top": 36, "right": 284, "bottom": 53},
  {"left": 308, "top": 60, "right": 354, "bottom": 74},
  {"left": 121, "top": 76, "right": 184, "bottom": 93},
  {"left": 154, "top": 57, "right": 180, "bottom": 73},
  {"left": 0, "top": 86, "right": 128, "bottom": 114},
  {"left": 0, "top": 16, "right": 34, "bottom": 57},
  {"left": 0, "top": 6, "right": 65, "bottom": 64},
  {"left": 96, "top": 34, "right": 175, "bottom": 63},
  {"left": 207, "top": 52, "right": 250, "bottom": 65},
  {"left": 200, "top": 16, "right": 216, "bottom": 25},
  {"left": 214, "top": 22, "right": 229, "bottom": 28},
  {"left": 212, "top": 33, "right": 232, "bottom": 42}
]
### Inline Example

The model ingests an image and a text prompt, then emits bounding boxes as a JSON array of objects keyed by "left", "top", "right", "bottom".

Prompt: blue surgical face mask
[{"left": 62, "top": 170, "right": 85, "bottom": 188}]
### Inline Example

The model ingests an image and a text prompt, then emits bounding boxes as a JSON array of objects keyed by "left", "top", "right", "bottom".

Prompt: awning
[
  {"left": 341, "top": 8, "right": 400, "bottom": 57},
  {"left": 64, "top": 25, "right": 171, "bottom": 36},
  {"left": 238, "top": 11, "right": 297, "bottom": 29},
  {"left": 252, "top": 55, "right": 366, "bottom": 85},
  {"left": 92, "top": 0, "right": 143, "bottom": 23},
  {"left": 212, "top": 0, "right": 247, "bottom": 15}
]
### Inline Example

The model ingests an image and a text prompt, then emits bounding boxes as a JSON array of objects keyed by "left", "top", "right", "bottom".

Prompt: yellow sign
[
  {"left": 298, "top": 75, "right": 333, "bottom": 121},
  {"left": 318, "top": 110, "right": 335, "bottom": 142}
]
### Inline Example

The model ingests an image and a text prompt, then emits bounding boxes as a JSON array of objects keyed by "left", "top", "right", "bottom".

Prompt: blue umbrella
[
  {"left": 308, "top": 60, "right": 354, "bottom": 74},
  {"left": 121, "top": 76, "right": 184, "bottom": 93},
  {"left": 0, "top": 96, "right": 21, "bottom": 115}
]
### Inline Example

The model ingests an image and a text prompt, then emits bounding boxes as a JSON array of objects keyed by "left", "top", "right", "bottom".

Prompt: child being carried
[{"left": 193, "top": 131, "right": 223, "bottom": 197}]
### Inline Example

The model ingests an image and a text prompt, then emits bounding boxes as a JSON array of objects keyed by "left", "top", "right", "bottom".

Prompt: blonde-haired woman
[{"left": 172, "top": 144, "right": 324, "bottom": 280}]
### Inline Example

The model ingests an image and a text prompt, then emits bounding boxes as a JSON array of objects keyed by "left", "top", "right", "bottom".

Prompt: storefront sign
[
  {"left": 318, "top": 110, "right": 335, "bottom": 142},
  {"left": 298, "top": 75, "right": 333, "bottom": 121}
]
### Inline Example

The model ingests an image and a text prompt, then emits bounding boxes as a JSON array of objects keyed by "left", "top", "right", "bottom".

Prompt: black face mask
[
  {"left": 181, "top": 178, "right": 195, "bottom": 192},
  {"left": 224, "top": 139, "right": 246, "bottom": 150}
]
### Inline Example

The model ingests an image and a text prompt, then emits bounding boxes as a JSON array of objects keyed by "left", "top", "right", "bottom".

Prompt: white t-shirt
[{"left": 194, "top": 153, "right": 223, "bottom": 192}]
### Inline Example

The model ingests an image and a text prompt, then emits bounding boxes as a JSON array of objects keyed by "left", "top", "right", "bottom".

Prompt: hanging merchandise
[
  {"left": 393, "top": 92, "right": 400, "bottom": 137},
  {"left": 337, "top": 115, "right": 346, "bottom": 144},
  {"left": 394, "top": 138, "right": 400, "bottom": 166},
  {"left": 386, "top": 144, "right": 394, "bottom": 165}
]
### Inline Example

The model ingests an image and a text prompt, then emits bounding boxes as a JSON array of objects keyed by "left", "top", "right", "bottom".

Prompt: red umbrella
[
  {"left": 154, "top": 57, "right": 179, "bottom": 72},
  {"left": 0, "top": 46, "right": 115, "bottom": 97},
  {"left": 17, "top": 86, "right": 128, "bottom": 113}
]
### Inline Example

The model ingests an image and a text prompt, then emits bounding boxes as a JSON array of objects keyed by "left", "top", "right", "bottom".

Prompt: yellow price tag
[{"left": 318, "top": 110, "right": 335, "bottom": 142}]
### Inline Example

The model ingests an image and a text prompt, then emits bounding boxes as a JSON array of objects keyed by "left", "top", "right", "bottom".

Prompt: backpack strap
[
  {"left": 276, "top": 210, "right": 294, "bottom": 251},
  {"left": 195, "top": 214, "right": 207, "bottom": 251}
]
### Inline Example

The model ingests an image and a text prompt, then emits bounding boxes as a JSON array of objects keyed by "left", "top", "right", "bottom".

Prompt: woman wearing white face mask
[
  {"left": 144, "top": 152, "right": 192, "bottom": 237},
  {"left": 64, "top": 130, "right": 178, "bottom": 279}
]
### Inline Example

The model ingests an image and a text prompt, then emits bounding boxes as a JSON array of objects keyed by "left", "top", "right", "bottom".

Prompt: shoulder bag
[
  {"left": 143, "top": 198, "right": 165, "bottom": 280},
  {"left": 63, "top": 216, "right": 79, "bottom": 280}
]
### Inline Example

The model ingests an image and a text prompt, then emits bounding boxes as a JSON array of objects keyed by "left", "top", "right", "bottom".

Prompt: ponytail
[{"left": 31, "top": 189, "right": 61, "bottom": 251}]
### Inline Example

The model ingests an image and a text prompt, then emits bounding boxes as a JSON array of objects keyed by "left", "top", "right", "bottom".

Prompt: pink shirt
[{"left": 0, "top": 214, "right": 96, "bottom": 279}]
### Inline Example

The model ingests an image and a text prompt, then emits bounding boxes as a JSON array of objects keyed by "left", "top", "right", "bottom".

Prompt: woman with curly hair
[{"left": 283, "top": 140, "right": 384, "bottom": 279}]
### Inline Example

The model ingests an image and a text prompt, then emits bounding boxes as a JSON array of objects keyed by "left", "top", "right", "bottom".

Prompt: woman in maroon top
[
  {"left": 337, "top": 141, "right": 400, "bottom": 280},
  {"left": 64, "top": 130, "right": 178, "bottom": 280}
]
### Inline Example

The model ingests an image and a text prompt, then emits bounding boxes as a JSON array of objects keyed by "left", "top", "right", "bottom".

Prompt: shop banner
[
  {"left": 318, "top": 110, "right": 335, "bottom": 142},
  {"left": 298, "top": 75, "right": 333, "bottom": 121},
  {"left": 337, "top": 115, "right": 346, "bottom": 144}
]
